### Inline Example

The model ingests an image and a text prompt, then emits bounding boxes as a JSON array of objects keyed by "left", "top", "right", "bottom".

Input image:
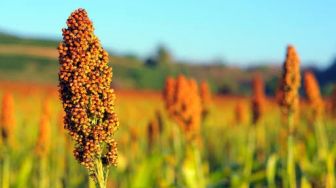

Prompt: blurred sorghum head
[
  {"left": 304, "top": 71, "right": 324, "bottom": 118},
  {"left": 251, "top": 74, "right": 265, "bottom": 124},
  {"left": 163, "top": 75, "right": 202, "bottom": 140},
  {"left": 200, "top": 81, "right": 212, "bottom": 119},
  {"left": 279, "top": 45, "right": 301, "bottom": 116},
  {"left": 1, "top": 92, "right": 15, "bottom": 145},
  {"left": 235, "top": 100, "right": 248, "bottom": 125}
]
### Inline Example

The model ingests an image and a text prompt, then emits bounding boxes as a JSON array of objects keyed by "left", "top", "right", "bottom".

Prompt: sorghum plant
[
  {"left": 0, "top": 92, "right": 15, "bottom": 188},
  {"left": 242, "top": 74, "right": 266, "bottom": 187},
  {"left": 251, "top": 74, "right": 266, "bottom": 124},
  {"left": 58, "top": 8, "right": 119, "bottom": 188},
  {"left": 304, "top": 71, "right": 331, "bottom": 184},
  {"left": 279, "top": 45, "right": 301, "bottom": 188},
  {"left": 279, "top": 45, "right": 301, "bottom": 121}
]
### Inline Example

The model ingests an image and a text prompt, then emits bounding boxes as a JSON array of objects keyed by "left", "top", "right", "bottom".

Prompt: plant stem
[
  {"left": 314, "top": 120, "right": 328, "bottom": 160},
  {"left": 172, "top": 124, "right": 183, "bottom": 187},
  {"left": 2, "top": 152, "right": 10, "bottom": 188},
  {"left": 287, "top": 114, "right": 296, "bottom": 188},
  {"left": 267, "top": 154, "right": 278, "bottom": 188},
  {"left": 242, "top": 127, "right": 255, "bottom": 188},
  {"left": 192, "top": 144, "right": 206, "bottom": 188},
  {"left": 326, "top": 152, "right": 335, "bottom": 188},
  {"left": 39, "top": 157, "right": 48, "bottom": 188},
  {"left": 314, "top": 119, "right": 333, "bottom": 187},
  {"left": 89, "top": 177, "right": 96, "bottom": 188},
  {"left": 93, "top": 158, "right": 107, "bottom": 188}
]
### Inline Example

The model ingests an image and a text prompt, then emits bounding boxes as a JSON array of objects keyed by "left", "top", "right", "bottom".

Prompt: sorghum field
[
  {"left": 1, "top": 72, "right": 336, "bottom": 188},
  {"left": 1, "top": 7, "right": 336, "bottom": 188}
]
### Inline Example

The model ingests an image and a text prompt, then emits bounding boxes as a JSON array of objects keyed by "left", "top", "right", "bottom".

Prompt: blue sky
[{"left": 1, "top": 1, "right": 336, "bottom": 67}]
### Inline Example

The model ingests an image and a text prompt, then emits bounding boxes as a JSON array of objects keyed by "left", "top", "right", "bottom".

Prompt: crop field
[{"left": 0, "top": 78, "right": 335, "bottom": 188}]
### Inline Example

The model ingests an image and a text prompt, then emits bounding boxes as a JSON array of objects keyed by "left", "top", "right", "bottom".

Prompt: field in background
[{"left": 0, "top": 81, "right": 335, "bottom": 187}]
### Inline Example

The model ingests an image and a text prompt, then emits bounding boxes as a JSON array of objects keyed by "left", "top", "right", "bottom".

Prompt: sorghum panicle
[
  {"left": 279, "top": 45, "right": 301, "bottom": 116},
  {"left": 147, "top": 110, "right": 163, "bottom": 148},
  {"left": 163, "top": 75, "right": 202, "bottom": 139},
  {"left": 0, "top": 92, "right": 15, "bottom": 144},
  {"left": 235, "top": 100, "right": 247, "bottom": 125},
  {"left": 251, "top": 74, "right": 266, "bottom": 124},
  {"left": 58, "top": 8, "right": 119, "bottom": 171},
  {"left": 200, "top": 81, "right": 212, "bottom": 119},
  {"left": 154, "top": 110, "right": 163, "bottom": 133},
  {"left": 189, "top": 78, "right": 202, "bottom": 132},
  {"left": 147, "top": 119, "right": 159, "bottom": 149},
  {"left": 303, "top": 71, "right": 324, "bottom": 118},
  {"left": 163, "top": 76, "right": 176, "bottom": 112}
]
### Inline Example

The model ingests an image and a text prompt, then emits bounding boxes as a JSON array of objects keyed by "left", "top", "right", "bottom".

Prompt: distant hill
[
  {"left": 0, "top": 31, "right": 335, "bottom": 96},
  {"left": 0, "top": 32, "right": 58, "bottom": 47}
]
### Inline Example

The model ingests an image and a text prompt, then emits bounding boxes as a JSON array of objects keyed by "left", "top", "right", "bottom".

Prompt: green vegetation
[
  {"left": 2, "top": 32, "right": 334, "bottom": 96},
  {"left": 0, "top": 32, "right": 57, "bottom": 47}
]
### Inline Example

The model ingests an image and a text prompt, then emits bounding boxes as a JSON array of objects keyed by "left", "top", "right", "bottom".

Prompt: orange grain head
[
  {"left": 251, "top": 74, "right": 266, "bottom": 124},
  {"left": 0, "top": 92, "right": 15, "bottom": 145},
  {"left": 303, "top": 71, "right": 324, "bottom": 119},
  {"left": 162, "top": 76, "right": 176, "bottom": 113},
  {"left": 235, "top": 100, "right": 248, "bottom": 125},
  {"left": 200, "top": 80, "right": 212, "bottom": 119},
  {"left": 162, "top": 75, "right": 202, "bottom": 141},
  {"left": 147, "top": 119, "right": 159, "bottom": 150},
  {"left": 279, "top": 45, "right": 301, "bottom": 117},
  {"left": 58, "top": 8, "right": 119, "bottom": 171}
]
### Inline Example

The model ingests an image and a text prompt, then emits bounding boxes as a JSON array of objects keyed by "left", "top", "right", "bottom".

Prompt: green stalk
[
  {"left": 242, "top": 127, "right": 255, "bottom": 188},
  {"left": 300, "top": 176, "right": 312, "bottom": 188},
  {"left": 2, "top": 152, "right": 10, "bottom": 188},
  {"left": 39, "top": 157, "right": 48, "bottom": 188},
  {"left": 172, "top": 124, "right": 183, "bottom": 187},
  {"left": 89, "top": 177, "right": 96, "bottom": 188},
  {"left": 64, "top": 149, "right": 71, "bottom": 187},
  {"left": 266, "top": 154, "right": 278, "bottom": 188},
  {"left": 287, "top": 114, "right": 296, "bottom": 188},
  {"left": 54, "top": 137, "right": 65, "bottom": 188},
  {"left": 314, "top": 119, "right": 332, "bottom": 187},
  {"left": 15, "top": 157, "right": 33, "bottom": 188},
  {"left": 314, "top": 120, "right": 328, "bottom": 160},
  {"left": 192, "top": 144, "right": 206, "bottom": 188},
  {"left": 326, "top": 152, "right": 335, "bottom": 188},
  {"left": 93, "top": 158, "right": 107, "bottom": 188}
]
